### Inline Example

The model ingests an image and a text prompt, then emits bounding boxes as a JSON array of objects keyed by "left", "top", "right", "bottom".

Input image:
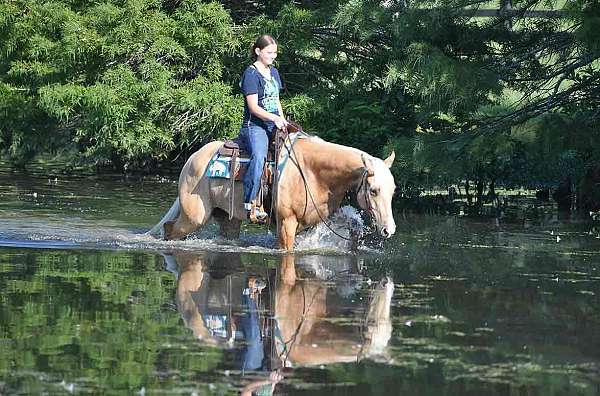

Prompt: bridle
[{"left": 356, "top": 167, "right": 376, "bottom": 220}]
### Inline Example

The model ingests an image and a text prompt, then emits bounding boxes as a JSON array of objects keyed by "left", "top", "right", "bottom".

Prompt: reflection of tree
[
  {"left": 367, "top": 219, "right": 600, "bottom": 393},
  {"left": 0, "top": 249, "right": 224, "bottom": 393}
]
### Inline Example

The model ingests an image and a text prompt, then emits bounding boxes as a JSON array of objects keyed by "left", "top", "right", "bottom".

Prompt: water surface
[{"left": 1, "top": 163, "right": 599, "bottom": 395}]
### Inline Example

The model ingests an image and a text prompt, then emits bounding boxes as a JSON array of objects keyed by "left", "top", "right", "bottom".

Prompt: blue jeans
[
  {"left": 239, "top": 123, "right": 272, "bottom": 204},
  {"left": 237, "top": 294, "right": 264, "bottom": 371}
]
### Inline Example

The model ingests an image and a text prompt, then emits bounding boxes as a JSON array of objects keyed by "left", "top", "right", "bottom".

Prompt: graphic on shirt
[
  {"left": 240, "top": 66, "right": 282, "bottom": 126},
  {"left": 262, "top": 77, "right": 279, "bottom": 113},
  {"left": 203, "top": 314, "right": 229, "bottom": 338}
]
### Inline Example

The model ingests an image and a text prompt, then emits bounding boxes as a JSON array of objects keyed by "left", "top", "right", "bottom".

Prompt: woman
[{"left": 239, "top": 34, "right": 287, "bottom": 222}]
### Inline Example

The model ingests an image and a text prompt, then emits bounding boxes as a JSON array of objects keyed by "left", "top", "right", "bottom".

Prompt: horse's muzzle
[{"left": 380, "top": 226, "right": 393, "bottom": 239}]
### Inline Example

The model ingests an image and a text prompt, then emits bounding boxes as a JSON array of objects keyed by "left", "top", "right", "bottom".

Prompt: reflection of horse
[
  {"left": 276, "top": 255, "right": 394, "bottom": 366},
  {"left": 170, "top": 251, "right": 247, "bottom": 345},
  {"left": 168, "top": 251, "right": 394, "bottom": 369},
  {"left": 149, "top": 136, "right": 396, "bottom": 250}
]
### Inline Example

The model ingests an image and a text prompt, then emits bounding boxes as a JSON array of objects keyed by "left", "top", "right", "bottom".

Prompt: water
[{"left": 1, "top": 163, "right": 600, "bottom": 395}]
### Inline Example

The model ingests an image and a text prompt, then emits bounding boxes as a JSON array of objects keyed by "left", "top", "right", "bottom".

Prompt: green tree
[
  {"left": 1, "top": 0, "right": 240, "bottom": 169},
  {"left": 1, "top": 0, "right": 598, "bottom": 201}
]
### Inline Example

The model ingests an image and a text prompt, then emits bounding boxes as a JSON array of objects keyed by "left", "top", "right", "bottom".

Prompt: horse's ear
[
  {"left": 383, "top": 151, "right": 395, "bottom": 168},
  {"left": 361, "top": 154, "right": 375, "bottom": 176}
]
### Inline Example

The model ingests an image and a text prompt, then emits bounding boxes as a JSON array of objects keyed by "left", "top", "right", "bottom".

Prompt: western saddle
[{"left": 217, "top": 120, "right": 303, "bottom": 223}]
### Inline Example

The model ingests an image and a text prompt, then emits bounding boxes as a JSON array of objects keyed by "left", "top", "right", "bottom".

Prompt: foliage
[
  {"left": 0, "top": 0, "right": 241, "bottom": 168},
  {"left": 0, "top": 249, "right": 225, "bottom": 393},
  {"left": 0, "top": 0, "right": 599, "bottom": 200}
]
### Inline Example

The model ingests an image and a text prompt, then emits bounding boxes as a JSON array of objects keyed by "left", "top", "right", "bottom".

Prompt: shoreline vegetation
[
  {"left": 4, "top": 155, "right": 596, "bottom": 221},
  {"left": 1, "top": 0, "right": 599, "bottom": 216}
]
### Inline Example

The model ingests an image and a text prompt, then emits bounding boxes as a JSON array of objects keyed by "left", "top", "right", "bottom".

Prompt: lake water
[{"left": 1, "top": 163, "right": 599, "bottom": 395}]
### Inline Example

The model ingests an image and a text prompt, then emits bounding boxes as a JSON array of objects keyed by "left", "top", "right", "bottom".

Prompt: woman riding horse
[
  {"left": 148, "top": 136, "right": 396, "bottom": 250},
  {"left": 147, "top": 38, "right": 397, "bottom": 250},
  {"left": 239, "top": 34, "right": 288, "bottom": 223}
]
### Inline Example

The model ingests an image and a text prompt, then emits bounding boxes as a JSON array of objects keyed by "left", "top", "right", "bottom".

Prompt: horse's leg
[
  {"left": 212, "top": 208, "right": 242, "bottom": 239},
  {"left": 280, "top": 254, "right": 296, "bottom": 286},
  {"left": 165, "top": 196, "right": 212, "bottom": 240},
  {"left": 278, "top": 216, "right": 298, "bottom": 250}
]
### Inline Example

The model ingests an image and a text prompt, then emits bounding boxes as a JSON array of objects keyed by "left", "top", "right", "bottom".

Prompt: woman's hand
[
  {"left": 268, "top": 371, "right": 283, "bottom": 383},
  {"left": 273, "top": 115, "right": 288, "bottom": 130}
]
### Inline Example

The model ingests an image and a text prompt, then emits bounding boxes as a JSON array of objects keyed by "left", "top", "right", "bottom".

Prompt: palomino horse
[{"left": 148, "top": 136, "right": 396, "bottom": 250}]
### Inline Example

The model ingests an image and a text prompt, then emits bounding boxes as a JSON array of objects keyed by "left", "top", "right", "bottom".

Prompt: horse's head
[{"left": 356, "top": 152, "right": 396, "bottom": 239}]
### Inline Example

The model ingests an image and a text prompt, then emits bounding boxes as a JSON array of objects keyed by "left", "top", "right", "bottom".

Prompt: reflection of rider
[
  {"left": 171, "top": 252, "right": 284, "bottom": 394},
  {"left": 240, "top": 371, "right": 283, "bottom": 396},
  {"left": 237, "top": 278, "right": 267, "bottom": 371},
  {"left": 236, "top": 276, "right": 286, "bottom": 395},
  {"left": 173, "top": 252, "right": 393, "bottom": 392}
]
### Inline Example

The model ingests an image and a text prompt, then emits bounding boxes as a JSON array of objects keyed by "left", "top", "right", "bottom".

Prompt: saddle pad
[
  {"left": 206, "top": 155, "right": 251, "bottom": 179},
  {"left": 205, "top": 132, "right": 303, "bottom": 179}
]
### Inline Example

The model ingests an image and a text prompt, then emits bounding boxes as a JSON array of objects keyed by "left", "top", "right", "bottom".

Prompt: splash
[
  {"left": 295, "top": 205, "right": 365, "bottom": 252},
  {"left": 0, "top": 205, "right": 372, "bottom": 254}
]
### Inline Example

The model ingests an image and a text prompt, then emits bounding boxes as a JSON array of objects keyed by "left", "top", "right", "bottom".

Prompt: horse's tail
[{"left": 146, "top": 197, "right": 181, "bottom": 238}]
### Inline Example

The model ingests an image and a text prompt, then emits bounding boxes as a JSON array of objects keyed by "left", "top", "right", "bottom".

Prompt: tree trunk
[
  {"left": 488, "top": 179, "right": 499, "bottom": 208},
  {"left": 578, "top": 165, "right": 600, "bottom": 212},
  {"left": 465, "top": 180, "right": 472, "bottom": 206},
  {"left": 476, "top": 179, "right": 485, "bottom": 208},
  {"left": 552, "top": 176, "right": 572, "bottom": 212}
]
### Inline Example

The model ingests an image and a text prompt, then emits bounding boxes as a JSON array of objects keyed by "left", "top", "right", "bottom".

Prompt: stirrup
[{"left": 247, "top": 207, "right": 268, "bottom": 224}]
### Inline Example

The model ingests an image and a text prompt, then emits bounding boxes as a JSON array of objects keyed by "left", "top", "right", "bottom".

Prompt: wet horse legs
[{"left": 278, "top": 217, "right": 298, "bottom": 250}]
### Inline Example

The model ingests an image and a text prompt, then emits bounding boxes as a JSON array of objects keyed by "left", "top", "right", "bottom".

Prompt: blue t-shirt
[{"left": 240, "top": 65, "right": 283, "bottom": 131}]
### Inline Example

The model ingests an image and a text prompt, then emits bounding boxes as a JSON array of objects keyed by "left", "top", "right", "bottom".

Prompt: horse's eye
[{"left": 370, "top": 187, "right": 379, "bottom": 196}]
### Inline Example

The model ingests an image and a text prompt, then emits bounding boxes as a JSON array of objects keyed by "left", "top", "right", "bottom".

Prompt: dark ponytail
[{"left": 250, "top": 34, "right": 277, "bottom": 61}]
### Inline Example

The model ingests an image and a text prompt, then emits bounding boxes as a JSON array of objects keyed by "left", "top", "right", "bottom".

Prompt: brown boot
[{"left": 247, "top": 202, "right": 268, "bottom": 224}]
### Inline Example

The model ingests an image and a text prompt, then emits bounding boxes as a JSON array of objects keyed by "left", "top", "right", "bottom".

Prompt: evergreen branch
[{"left": 473, "top": 74, "right": 600, "bottom": 134}]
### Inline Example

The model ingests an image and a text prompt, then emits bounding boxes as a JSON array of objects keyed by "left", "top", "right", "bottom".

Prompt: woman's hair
[{"left": 250, "top": 34, "right": 277, "bottom": 61}]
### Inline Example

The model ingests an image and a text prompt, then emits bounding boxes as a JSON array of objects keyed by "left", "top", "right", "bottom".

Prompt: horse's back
[{"left": 180, "top": 140, "right": 224, "bottom": 181}]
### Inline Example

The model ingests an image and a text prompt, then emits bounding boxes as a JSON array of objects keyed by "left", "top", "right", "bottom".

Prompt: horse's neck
[{"left": 299, "top": 140, "right": 364, "bottom": 190}]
